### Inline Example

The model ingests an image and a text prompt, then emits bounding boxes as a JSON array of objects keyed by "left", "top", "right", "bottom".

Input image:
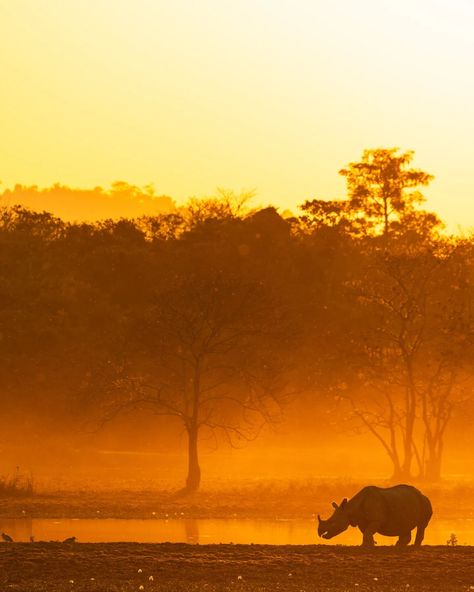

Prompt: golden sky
[{"left": 1, "top": 0, "right": 474, "bottom": 229}]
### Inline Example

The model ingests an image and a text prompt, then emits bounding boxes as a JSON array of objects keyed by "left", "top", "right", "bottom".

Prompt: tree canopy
[{"left": 0, "top": 148, "right": 472, "bottom": 488}]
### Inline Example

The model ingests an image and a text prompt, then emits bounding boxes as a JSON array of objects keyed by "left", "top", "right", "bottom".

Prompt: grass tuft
[{"left": 0, "top": 467, "right": 35, "bottom": 497}]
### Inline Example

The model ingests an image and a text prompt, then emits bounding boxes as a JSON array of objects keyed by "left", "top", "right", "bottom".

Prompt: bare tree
[
  {"left": 341, "top": 241, "right": 472, "bottom": 480},
  {"left": 87, "top": 272, "right": 290, "bottom": 493}
]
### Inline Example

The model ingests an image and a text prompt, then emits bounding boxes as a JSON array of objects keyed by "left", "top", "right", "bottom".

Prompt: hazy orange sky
[{"left": 1, "top": 0, "right": 474, "bottom": 229}]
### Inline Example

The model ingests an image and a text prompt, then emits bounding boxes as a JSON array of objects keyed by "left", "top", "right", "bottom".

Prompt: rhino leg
[
  {"left": 396, "top": 532, "right": 411, "bottom": 546},
  {"left": 361, "top": 522, "right": 381, "bottom": 546},
  {"left": 414, "top": 526, "right": 426, "bottom": 546}
]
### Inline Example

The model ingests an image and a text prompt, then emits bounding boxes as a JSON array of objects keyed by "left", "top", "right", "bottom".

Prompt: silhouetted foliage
[
  {"left": 339, "top": 148, "right": 434, "bottom": 237},
  {"left": 0, "top": 149, "right": 472, "bottom": 487}
]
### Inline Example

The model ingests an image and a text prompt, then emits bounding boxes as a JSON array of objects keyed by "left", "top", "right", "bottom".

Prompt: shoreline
[{"left": 0, "top": 483, "right": 472, "bottom": 520}]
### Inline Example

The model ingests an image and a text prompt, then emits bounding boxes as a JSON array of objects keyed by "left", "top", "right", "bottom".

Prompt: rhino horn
[{"left": 317, "top": 514, "right": 321, "bottom": 523}]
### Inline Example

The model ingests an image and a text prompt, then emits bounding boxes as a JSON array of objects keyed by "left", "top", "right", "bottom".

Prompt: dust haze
[{"left": 0, "top": 149, "right": 472, "bottom": 511}]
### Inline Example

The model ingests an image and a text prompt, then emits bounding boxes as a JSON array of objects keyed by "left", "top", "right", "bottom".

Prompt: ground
[
  {"left": 0, "top": 543, "right": 473, "bottom": 592},
  {"left": 1, "top": 482, "right": 472, "bottom": 591},
  {"left": 0, "top": 481, "right": 472, "bottom": 519}
]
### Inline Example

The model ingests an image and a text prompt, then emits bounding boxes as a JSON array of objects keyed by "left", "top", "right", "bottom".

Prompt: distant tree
[
  {"left": 0, "top": 206, "right": 72, "bottom": 419},
  {"left": 340, "top": 240, "right": 472, "bottom": 480},
  {"left": 392, "top": 209, "right": 444, "bottom": 243},
  {"left": 339, "top": 148, "right": 434, "bottom": 237},
  {"left": 138, "top": 213, "right": 186, "bottom": 241},
  {"left": 82, "top": 208, "right": 294, "bottom": 493},
  {"left": 143, "top": 273, "right": 286, "bottom": 492},
  {"left": 183, "top": 189, "right": 254, "bottom": 229},
  {"left": 0, "top": 170, "right": 472, "bottom": 490},
  {"left": 298, "top": 198, "right": 368, "bottom": 237}
]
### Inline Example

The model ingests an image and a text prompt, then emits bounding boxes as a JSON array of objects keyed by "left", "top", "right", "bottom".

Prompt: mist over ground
[{"left": 0, "top": 150, "right": 473, "bottom": 502}]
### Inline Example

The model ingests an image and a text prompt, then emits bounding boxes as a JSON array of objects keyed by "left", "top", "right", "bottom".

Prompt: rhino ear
[
  {"left": 341, "top": 498, "right": 348, "bottom": 508},
  {"left": 332, "top": 501, "right": 338, "bottom": 510}
]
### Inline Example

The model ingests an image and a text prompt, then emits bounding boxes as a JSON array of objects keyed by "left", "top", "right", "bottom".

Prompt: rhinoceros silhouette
[{"left": 318, "top": 484, "right": 432, "bottom": 546}]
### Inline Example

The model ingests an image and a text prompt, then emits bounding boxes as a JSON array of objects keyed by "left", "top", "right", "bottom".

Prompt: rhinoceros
[{"left": 317, "top": 484, "right": 432, "bottom": 546}]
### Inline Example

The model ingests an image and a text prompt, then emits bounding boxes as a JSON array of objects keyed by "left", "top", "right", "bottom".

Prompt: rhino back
[{"left": 351, "top": 485, "right": 432, "bottom": 536}]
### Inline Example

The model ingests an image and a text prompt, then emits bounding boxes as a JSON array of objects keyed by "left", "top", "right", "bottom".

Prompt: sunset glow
[
  {"left": 2, "top": 0, "right": 474, "bottom": 228},
  {"left": 2, "top": 3, "right": 474, "bottom": 587}
]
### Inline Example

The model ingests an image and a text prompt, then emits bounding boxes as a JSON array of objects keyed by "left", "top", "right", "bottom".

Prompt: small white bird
[{"left": 2, "top": 532, "right": 13, "bottom": 543}]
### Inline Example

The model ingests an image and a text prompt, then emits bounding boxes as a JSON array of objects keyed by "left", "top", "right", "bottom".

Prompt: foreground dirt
[{"left": 0, "top": 543, "right": 472, "bottom": 592}]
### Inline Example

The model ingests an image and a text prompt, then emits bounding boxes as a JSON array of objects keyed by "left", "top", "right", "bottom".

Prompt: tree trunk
[
  {"left": 390, "top": 463, "right": 407, "bottom": 482},
  {"left": 423, "top": 436, "right": 443, "bottom": 482},
  {"left": 401, "top": 433, "right": 414, "bottom": 478},
  {"left": 383, "top": 196, "right": 390, "bottom": 237},
  {"left": 401, "top": 371, "right": 417, "bottom": 479},
  {"left": 185, "top": 424, "right": 201, "bottom": 492}
]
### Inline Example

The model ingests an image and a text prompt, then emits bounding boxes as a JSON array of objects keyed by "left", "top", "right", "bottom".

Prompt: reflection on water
[{"left": 0, "top": 517, "right": 470, "bottom": 545}]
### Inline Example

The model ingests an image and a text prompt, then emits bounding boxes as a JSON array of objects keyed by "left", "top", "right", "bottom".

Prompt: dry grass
[
  {"left": 0, "top": 479, "right": 472, "bottom": 520},
  {"left": 0, "top": 469, "right": 35, "bottom": 498}
]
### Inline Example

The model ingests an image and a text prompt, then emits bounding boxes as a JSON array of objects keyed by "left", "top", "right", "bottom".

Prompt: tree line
[{"left": 1, "top": 148, "right": 473, "bottom": 491}]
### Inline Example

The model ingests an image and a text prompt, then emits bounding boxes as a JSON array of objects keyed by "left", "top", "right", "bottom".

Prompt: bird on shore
[
  {"left": 2, "top": 533, "right": 13, "bottom": 542},
  {"left": 29, "top": 535, "right": 35, "bottom": 543},
  {"left": 62, "top": 536, "right": 76, "bottom": 544}
]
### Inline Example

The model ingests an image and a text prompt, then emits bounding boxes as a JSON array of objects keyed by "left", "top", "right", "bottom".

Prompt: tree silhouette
[
  {"left": 339, "top": 148, "right": 434, "bottom": 237},
  {"left": 81, "top": 206, "right": 294, "bottom": 492},
  {"left": 339, "top": 240, "right": 471, "bottom": 480},
  {"left": 0, "top": 154, "right": 471, "bottom": 487}
]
